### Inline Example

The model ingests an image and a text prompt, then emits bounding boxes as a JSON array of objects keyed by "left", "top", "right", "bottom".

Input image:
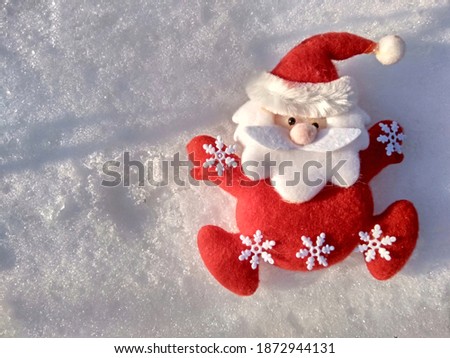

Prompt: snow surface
[{"left": 1, "top": 0, "right": 450, "bottom": 337}]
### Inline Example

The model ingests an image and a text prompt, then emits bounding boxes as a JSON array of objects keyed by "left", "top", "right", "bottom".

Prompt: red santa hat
[{"left": 246, "top": 32, "right": 405, "bottom": 118}]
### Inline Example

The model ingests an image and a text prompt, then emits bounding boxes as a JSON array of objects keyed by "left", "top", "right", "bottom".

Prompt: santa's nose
[{"left": 289, "top": 122, "right": 318, "bottom": 146}]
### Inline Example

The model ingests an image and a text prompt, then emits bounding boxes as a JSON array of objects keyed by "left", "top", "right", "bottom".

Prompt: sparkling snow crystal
[
  {"left": 377, "top": 121, "right": 406, "bottom": 156},
  {"left": 203, "top": 136, "right": 238, "bottom": 176},
  {"left": 295, "top": 233, "right": 335, "bottom": 271},
  {"left": 239, "top": 230, "right": 275, "bottom": 269},
  {"left": 358, "top": 224, "right": 397, "bottom": 262}
]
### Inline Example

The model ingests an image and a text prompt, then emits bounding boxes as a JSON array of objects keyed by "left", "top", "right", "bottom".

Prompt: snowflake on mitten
[
  {"left": 377, "top": 121, "right": 405, "bottom": 156},
  {"left": 203, "top": 135, "right": 238, "bottom": 175}
]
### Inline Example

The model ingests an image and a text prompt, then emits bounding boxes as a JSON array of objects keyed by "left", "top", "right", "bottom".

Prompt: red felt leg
[
  {"left": 360, "top": 200, "right": 419, "bottom": 280},
  {"left": 197, "top": 225, "right": 259, "bottom": 296}
]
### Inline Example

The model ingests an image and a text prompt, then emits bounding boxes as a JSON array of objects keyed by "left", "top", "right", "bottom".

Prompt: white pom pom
[{"left": 375, "top": 35, "right": 405, "bottom": 65}]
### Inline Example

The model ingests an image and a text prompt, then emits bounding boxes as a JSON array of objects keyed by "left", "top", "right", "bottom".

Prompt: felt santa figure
[{"left": 187, "top": 32, "right": 419, "bottom": 296}]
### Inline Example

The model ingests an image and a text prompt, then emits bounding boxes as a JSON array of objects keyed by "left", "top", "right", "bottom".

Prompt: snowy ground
[{"left": 1, "top": 0, "right": 450, "bottom": 337}]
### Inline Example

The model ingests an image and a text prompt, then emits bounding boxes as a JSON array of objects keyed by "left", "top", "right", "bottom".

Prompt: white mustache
[{"left": 244, "top": 125, "right": 362, "bottom": 152}]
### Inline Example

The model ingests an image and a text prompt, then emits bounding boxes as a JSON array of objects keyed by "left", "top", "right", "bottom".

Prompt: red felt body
[{"left": 187, "top": 121, "right": 419, "bottom": 296}]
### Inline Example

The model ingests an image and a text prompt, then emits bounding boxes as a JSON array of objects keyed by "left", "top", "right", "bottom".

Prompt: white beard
[{"left": 233, "top": 104, "right": 370, "bottom": 203}]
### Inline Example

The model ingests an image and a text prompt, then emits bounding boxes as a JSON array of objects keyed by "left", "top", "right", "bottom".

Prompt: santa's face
[
  {"left": 232, "top": 101, "right": 370, "bottom": 203},
  {"left": 273, "top": 114, "right": 327, "bottom": 146}
]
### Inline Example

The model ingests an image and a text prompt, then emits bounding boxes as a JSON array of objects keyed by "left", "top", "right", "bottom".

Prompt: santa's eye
[
  {"left": 312, "top": 122, "right": 319, "bottom": 128},
  {"left": 288, "top": 117, "right": 296, "bottom": 126}
]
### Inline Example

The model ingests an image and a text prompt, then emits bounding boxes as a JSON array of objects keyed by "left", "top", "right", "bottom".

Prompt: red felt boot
[
  {"left": 198, "top": 225, "right": 260, "bottom": 296},
  {"left": 358, "top": 200, "right": 419, "bottom": 280}
]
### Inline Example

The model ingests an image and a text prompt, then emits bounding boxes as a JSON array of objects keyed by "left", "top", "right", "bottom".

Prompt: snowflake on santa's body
[
  {"left": 202, "top": 135, "right": 237, "bottom": 176},
  {"left": 377, "top": 121, "right": 405, "bottom": 156},
  {"left": 238, "top": 230, "right": 275, "bottom": 269},
  {"left": 358, "top": 224, "right": 397, "bottom": 262},
  {"left": 295, "top": 233, "right": 335, "bottom": 270}
]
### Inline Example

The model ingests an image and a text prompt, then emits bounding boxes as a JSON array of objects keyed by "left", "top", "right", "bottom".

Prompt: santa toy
[{"left": 186, "top": 32, "right": 419, "bottom": 296}]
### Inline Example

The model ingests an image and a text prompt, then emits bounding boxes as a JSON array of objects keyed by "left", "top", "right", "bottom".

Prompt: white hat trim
[{"left": 246, "top": 72, "right": 358, "bottom": 118}]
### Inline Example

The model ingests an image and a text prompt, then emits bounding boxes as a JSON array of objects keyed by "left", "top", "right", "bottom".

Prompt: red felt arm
[
  {"left": 359, "top": 120, "right": 405, "bottom": 183},
  {"left": 186, "top": 135, "right": 252, "bottom": 197}
]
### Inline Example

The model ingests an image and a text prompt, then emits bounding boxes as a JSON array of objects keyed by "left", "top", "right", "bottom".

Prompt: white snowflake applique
[
  {"left": 238, "top": 230, "right": 276, "bottom": 269},
  {"left": 358, "top": 224, "right": 396, "bottom": 262},
  {"left": 295, "top": 233, "right": 335, "bottom": 271},
  {"left": 377, "top": 121, "right": 406, "bottom": 156},
  {"left": 202, "top": 135, "right": 238, "bottom": 176}
]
